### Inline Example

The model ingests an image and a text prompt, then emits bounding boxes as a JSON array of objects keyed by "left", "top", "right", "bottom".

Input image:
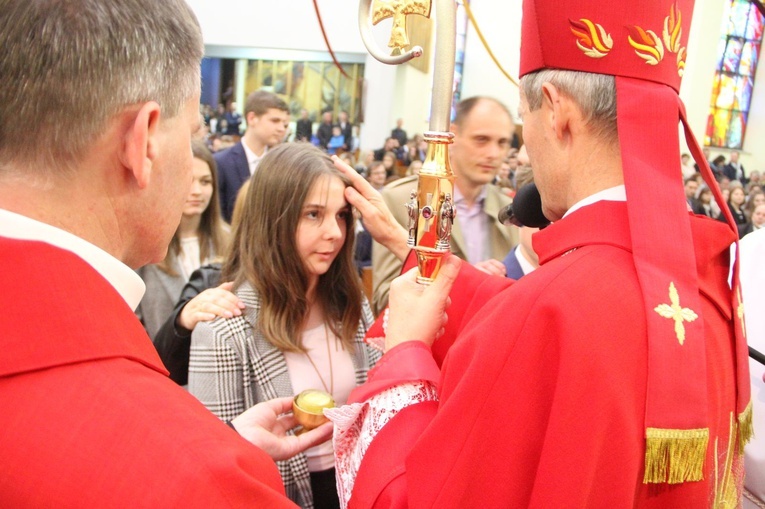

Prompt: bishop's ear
[
  {"left": 121, "top": 101, "right": 161, "bottom": 189},
  {"left": 541, "top": 83, "right": 576, "bottom": 142}
]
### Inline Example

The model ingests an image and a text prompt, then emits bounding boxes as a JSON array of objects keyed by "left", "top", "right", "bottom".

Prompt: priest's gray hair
[
  {"left": 0, "top": 0, "right": 204, "bottom": 172},
  {"left": 520, "top": 70, "right": 617, "bottom": 143}
]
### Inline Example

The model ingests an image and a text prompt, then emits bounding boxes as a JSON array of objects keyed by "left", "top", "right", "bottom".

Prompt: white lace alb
[{"left": 325, "top": 381, "right": 438, "bottom": 508}]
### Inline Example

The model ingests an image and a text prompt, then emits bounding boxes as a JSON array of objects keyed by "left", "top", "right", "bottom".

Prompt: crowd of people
[
  {"left": 682, "top": 150, "right": 764, "bottom": 238},
  {"left": 2, "top": 0, "right": 762, "bottom": 507}
]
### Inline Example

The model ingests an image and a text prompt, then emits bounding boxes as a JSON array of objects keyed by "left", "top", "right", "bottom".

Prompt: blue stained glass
[
  {"left": 724, "top": 38, "right": 744, "bottom": 72},
  {"left": 746, "top": 4, "right": 764, "bottom": 40},
  {"left": 736, "top": 76, "right": 753, "bottom": 111},
  {"left": 740, "top": 42, "right": 755, "bottom": 76},
  {"left": 752, "top": 42, "right": 760, "bottom": 73},
  {"left": 727, "top": 112, "right": 744, "bottom": 149},
  {"left": 708, "top": 0, "right": 762, "bottom": 149},
  {"left": 729, "top": 1, "right": 750, "bottom": 38}
]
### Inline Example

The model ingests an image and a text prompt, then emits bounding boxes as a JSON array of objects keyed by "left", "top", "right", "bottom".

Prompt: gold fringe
[
  {"left": 738, "top": 401, "right": 754, "bottom": 454},
  {"left": 643, "top": 427, "right": 709, "bottom": 484}
]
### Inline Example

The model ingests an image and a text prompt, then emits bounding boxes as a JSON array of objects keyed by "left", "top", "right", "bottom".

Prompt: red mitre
[{"left": 519, "top": 0, "right": 752, "bottom": 485}]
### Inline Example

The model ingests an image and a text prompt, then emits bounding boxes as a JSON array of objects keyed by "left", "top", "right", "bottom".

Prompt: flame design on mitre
[
  {"left": 627, "top": 25, "right": 665, "bottom": 65},
  {"left": 570, "top": 18, "right": 613, "bottom": 58},
  {"left": 662, "top": 2, "right": 683, "bottom": 53},
  {"left": 677, "top": 47, "right": 687, "bottom": 76}
]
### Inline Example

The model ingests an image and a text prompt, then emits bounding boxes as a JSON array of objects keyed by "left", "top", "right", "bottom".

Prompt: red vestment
[
  {"left": 0, "top": 238, "right": 295, "bottom": 508},
  {"left": 342, "top": 201, "right": 742, "bottom": 508}
]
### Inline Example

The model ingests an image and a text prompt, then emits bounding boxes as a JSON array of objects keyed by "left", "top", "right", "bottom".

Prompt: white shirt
[
  {"left": 177, "top": 237, "right": 201, "bottom": 281},
  {"left": 563, "top": 185, "right": 627, "bottom": 219},
  {"left": 453, "top": 185, "right": 490, "bottom": 265},
  {"left": 241, "top": 140, "right": 267, "bottom": 176},
  {"left": 515, "top": 245, "right": 537, "bottom": 276},
  {"left": 0, "top": 209, "right": 145, "bottom": 310}
]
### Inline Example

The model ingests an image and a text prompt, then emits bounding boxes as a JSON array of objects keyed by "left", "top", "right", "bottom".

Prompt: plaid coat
[{"left": 188, "top": 282, "right": 381, "bottom": 509}]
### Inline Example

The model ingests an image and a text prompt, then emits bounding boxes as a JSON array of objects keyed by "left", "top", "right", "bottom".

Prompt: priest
[{"left": 0, "top": 0, "right": 329, "bottom": 506}]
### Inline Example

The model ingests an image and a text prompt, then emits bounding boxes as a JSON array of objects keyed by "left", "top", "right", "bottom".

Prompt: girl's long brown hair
[
  {"left": 158, "top": 140, "right": 228, "bottom": 275},
  {"left": 222, "top": 143, "right": 362, "bottom": 353}
]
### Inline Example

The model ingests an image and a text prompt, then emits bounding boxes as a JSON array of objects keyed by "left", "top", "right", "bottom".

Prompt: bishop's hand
[
  {"left": 331, "top": 155, "right": 410, "bottom": 262},
  {"left": 385, "top": 255, "right": 461, "bottom": 351}
]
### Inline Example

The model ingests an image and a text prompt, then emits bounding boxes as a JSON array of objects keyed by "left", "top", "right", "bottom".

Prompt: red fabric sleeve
[{"left": 347, "top": 342, "right": 440, "bottom": 403}]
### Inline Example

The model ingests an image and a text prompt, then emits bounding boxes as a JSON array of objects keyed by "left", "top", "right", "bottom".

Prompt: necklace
[{"left": 304, "top": 323, "right": 334, "bottom": 395}]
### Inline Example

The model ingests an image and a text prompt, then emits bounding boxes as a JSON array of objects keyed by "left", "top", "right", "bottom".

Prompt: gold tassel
[
  {"left": 643, "top": 427, "right": 709, "bottom": 484},
  {"left": 738, "top": 401, "right": 754, "bottom": 454}
]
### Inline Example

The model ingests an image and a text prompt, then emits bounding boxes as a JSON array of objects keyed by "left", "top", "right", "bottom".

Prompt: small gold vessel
[{"left": 293, "top": 389, "right": 335, "bottom": 432}]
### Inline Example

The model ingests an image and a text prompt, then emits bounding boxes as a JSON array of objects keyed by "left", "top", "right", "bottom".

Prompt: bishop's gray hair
[{"left": 520, "top": 70, "right": 617, "bottom": 143}]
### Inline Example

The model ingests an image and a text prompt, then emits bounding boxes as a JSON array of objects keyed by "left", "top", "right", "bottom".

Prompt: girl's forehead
[{"left": 305, "top": 175, "right": 346, "bottom": 201}]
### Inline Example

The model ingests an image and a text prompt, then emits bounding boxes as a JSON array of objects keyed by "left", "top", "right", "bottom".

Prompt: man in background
[
  {"left": 724, "top": 150, "right": 747, "bottom": 185},
  {"left": 216, "top": 90, "right": 289, "bottom": 222},
  {"left": 295, "top": 108, "right": 313, "bottom": 142},
  {"left": 391, "top": 118, "right": 407, "bottom": 146},
  {"left": 337, "top": 110, "right": 353, "bottom": 150},
  {"left": 316, "top": 111, "right": 335, "bottom": 150},
  {"left": 224, "top": 101, "right": 243, "bottom": 136},
  {"left": 371, "top": 96, "right": 517, "bottom": 313}
]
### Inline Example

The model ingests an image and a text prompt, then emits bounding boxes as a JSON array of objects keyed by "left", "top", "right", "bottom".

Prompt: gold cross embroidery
[
  {"left": 372, "top": 0, "right": 432, "bottom": 53},
  {"left": 654, "top": 282, "right": 698, "bottom": 345},
  {"left": 737, "top": 286, "right": 746, "bottom": 339}
]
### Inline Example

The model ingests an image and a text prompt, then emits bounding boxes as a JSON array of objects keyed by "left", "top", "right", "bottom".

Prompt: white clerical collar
[
  {"left": 241, "top": 139, "right": 267, "bottom": 175},
  {"left": 515, "top": 246, "right": 537, "bottom": 276},
  {"left": 563, "top": 185, "right": 627, "bottom": 219},
  {"left": 0, "top": 209, "right": 145, "bottom": 310}
]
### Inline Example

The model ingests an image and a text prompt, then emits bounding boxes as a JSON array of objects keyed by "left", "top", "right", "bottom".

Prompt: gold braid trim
[
  {"left": 738, "top": 401, "right": 754, "bottom": 454},
  {"left": 643, "top": 427, "right": 709, "bottom": 484}
]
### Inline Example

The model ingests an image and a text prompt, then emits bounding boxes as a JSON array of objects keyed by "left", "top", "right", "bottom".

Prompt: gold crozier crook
[{"left": 371, "top": 0, "right": 432, "bottom": 54}]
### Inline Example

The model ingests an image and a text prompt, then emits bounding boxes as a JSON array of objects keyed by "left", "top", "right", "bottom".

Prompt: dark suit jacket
[
  {"left": 723, "top": 163, "right": 747, "bottom": 184},
  {"left": 295, "top": 119, "right": 312, "bottom": 142},
  {"left": 502, "top": 246, "right": 526, "bottom": 280},
  {"left": 214, "top": 142, "right": 249, "bottom": 223},
  {"left": 391, "top": 127, "right": 407, "bottom": 146},
  {"left": 338, "top": 122, "right": 353, "bottom": 148},
  {"left": 316, "top": 122, "right": 334, "bottom": 149}
]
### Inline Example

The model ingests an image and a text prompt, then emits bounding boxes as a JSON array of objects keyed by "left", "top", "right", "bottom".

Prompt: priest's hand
[
  {"left": 231, "top": 397, "right": 333, "bottom": 461},
  {"left": 385, "top": 255, "right": 461, "bottom": 351},
  {"left": 176, "top": 282, "right": 244, "bottom": 331},
  {"left": 331, "top": 155, "right": 409, "bottom": 262}
]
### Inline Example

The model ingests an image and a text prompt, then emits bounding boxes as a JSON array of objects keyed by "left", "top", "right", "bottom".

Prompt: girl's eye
[{"left": 306, "top": 210, "right": 320, "bottom": 219}]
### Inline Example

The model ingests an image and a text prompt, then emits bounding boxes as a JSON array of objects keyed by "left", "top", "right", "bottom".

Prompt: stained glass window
[{"left": 706, "top": 0, "right": 764, "bottom": 149}]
